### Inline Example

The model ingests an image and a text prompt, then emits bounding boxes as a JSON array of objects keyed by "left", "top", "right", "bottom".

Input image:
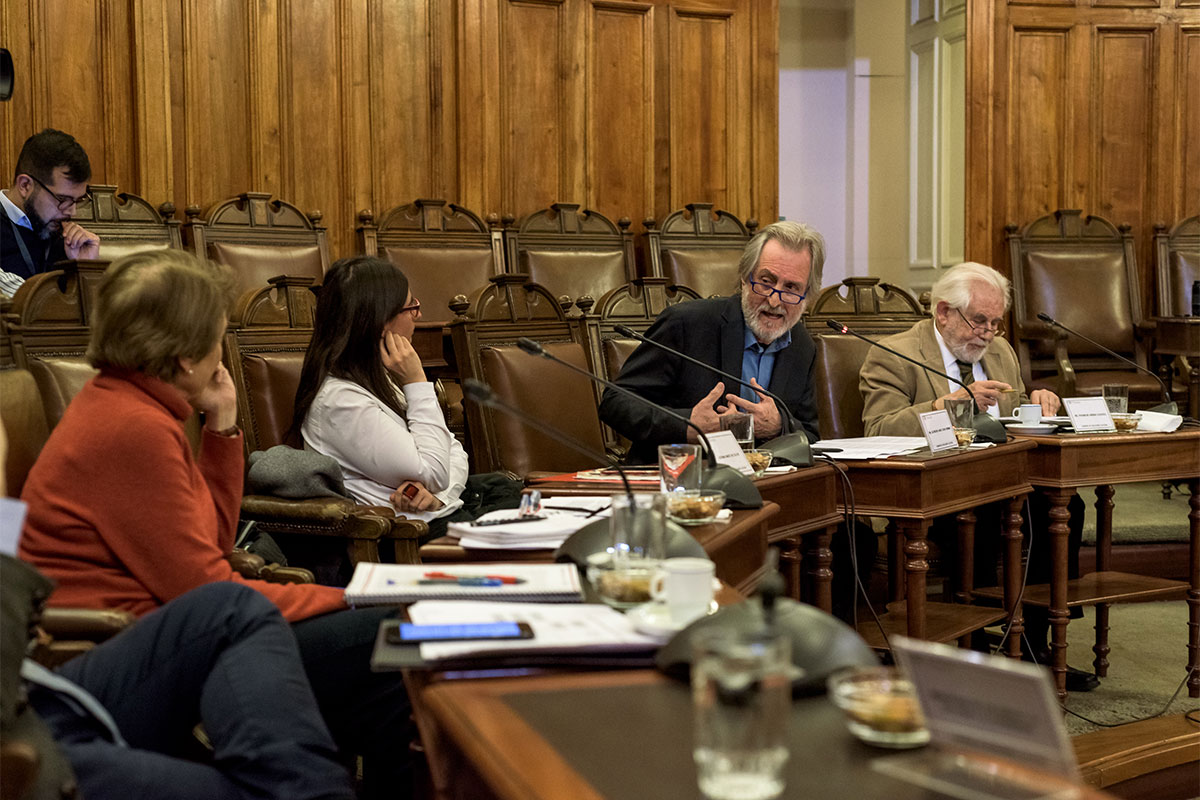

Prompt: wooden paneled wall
[
  {"left": 966, "top": 0, "right": 1200, "bottom": 315},
  {"left": 0, "top": 0, "right": 778, "bottom": 260}
]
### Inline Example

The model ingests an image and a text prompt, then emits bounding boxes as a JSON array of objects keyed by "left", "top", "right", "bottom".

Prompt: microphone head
[
  {"left": 1036, "top": 312, "right": 1054, "bottom": 324},
  {"left": 614, "top": 324, "right": 639, "bottom": 338},
  {"left": 825, "top": 319, "right": 845, "bottom": 333},
  {"left": 516, "top": 337, "right": 545, "bottom": 356},
  {"left": 461, "top": 378, "right": 495, "bottom": 404}
]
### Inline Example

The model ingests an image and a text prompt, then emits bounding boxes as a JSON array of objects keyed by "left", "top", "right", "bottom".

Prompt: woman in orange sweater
[{"left": 19, "top": 250, "right": 414, "bottom": 799}]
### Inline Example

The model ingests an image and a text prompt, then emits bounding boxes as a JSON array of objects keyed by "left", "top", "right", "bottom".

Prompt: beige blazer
[{"left": 859, "top": 318, "right": 1028, "bottom": 436}]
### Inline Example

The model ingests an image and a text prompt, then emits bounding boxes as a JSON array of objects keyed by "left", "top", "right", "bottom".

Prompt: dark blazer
[
  {"left": 598, "top": 295, "right": 820, "bottom": 464},
  {"left": 1, "top": 213, "right": 64, "bottom": 280}
]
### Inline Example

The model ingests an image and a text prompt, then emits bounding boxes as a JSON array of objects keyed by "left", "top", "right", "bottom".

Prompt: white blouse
[{"left": 301, "top": 376, "right": 469, "bottom": 521}]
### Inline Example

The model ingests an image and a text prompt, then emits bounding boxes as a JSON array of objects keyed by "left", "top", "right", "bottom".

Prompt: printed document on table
[
  {"left": 407, "top": 600, "right": 661, "bottom": 660},
  {"left": 450, "top": 499, "right": 614, "bottom": 550},
  {"left": 816, "top": 437, "right": 928, "bottom": 460}
]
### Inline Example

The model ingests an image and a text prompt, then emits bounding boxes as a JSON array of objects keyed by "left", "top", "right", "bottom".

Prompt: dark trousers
[
  {"left": 291, "top": 606, "right": 414, "bottom": 800},
  {"left": 32, "top": 583, "right": 354, "bottom": 800}
]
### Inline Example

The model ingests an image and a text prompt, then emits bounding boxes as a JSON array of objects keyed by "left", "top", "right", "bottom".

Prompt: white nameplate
[
  {"left": 919, "top": 409, "right": 959, "bottom": 453},
  {"left": 706, "top": 430, "right": 754, "bottom": 475},
  {"left": 1063, "top": 396, "right": 1113, "bottom": 432}
]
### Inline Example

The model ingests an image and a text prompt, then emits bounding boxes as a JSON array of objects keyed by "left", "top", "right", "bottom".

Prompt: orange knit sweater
[{"left": 19, "top": 368, "right": 346, "bottom": 622}]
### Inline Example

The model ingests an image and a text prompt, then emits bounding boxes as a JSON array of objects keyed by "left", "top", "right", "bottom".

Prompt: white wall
[{"left": 779, "top": 0, "right": 909, "bottom": 293}]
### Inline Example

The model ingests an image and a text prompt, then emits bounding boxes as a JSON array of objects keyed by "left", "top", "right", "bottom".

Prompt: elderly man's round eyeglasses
[
  {"left": 747, "top": 278, "right": 806, "bottom": 305},
  {"left": 955, "top": 307, "right": 1005, "bottom": 337},
  {"left": 26, "top": 174, "right": 91, "bottom": 210}
]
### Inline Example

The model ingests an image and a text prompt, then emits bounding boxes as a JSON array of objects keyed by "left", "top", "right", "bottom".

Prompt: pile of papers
[
  {"left": 406, "top": 599, "right": 661, "bottom": 661},
  {"left": 448, "top": 496, "right": 613, "bottom": 550},
  {"left": 815, "top": 436, "right": 928, "bottom": 460}
]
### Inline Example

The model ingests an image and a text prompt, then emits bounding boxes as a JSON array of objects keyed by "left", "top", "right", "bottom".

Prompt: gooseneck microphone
[
  {"left": 515, "top": 338, "right": 763, "bottom": 509},
  {"left": 826, "top": 319, "right": 1007, "bottom": 443},
  {"left": 613, "top": 324, "right": 813, "bottom": 467},
  {"left": 1035, "top": 312, "right": 1177, "bottom": 414},
  {"left": 461, "top": 378, "right": 635, "bottom": 502}
]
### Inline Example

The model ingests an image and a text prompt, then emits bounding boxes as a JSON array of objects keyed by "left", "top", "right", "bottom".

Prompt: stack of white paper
[
  {"left": 407, "top": 599, "right": 661, "bottom": 660},
  {"left": 817, "top": 436, "right": 928, "bottom": 460},
  {"left": 450, "top": 497, "right": 613, "bottom": 550}
]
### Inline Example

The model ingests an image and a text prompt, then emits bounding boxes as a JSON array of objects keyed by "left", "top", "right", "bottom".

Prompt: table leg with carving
[
  {"left": 1093, "top": 485, "right": 1115, "bottom": 677},
  {"left": 776, "top": 538, "right": 803, "bottom": 602},
  {"left": 1004, "top": 495, "right": 1026, "bottom": 660},
  {"left": 802, "top": 526, "right": 834, "bottom": 614},
  {"left": 897, "top": 518, "right": 931, "bottom": 639},
  {"left": 1189, "top": 477, "right": 1200, "bottom": 698},
  {"left": 888, "top": 521, "right": 903, "bottom": 603},
  {"left": 955, "top": 509, "right": 976, "bottom": 647},
  {"left": 1046, "top": 488, "right": 1075, "bottom": 701}
]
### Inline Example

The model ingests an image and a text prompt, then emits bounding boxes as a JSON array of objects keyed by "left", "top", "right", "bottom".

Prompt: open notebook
[{"left": 344, "top": 562, "right": 584, "bottom": 605}]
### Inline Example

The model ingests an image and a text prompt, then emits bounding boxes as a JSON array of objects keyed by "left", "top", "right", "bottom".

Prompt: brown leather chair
[
  {"left": 1006, "top": 210, "right": 1163, "bottom": 406},
  {"left": 184, "top": 192, "right": 330, "bottom": 296},
  {"left": 643, "top": 202, "right": 756, "bottom": 299},
  {"left": 450, "top": 274, "right": 608, "bottom": 476},
  {"left": 69, "top": 185, "right": 182, "bottom": 261},
  {"left": 1154, "top": 215, "right": 1199, "bottom": 317},
  {"left": 224, "top": 278, "right": 428, "bottom": 567},
  {"left": 812, "top": 334, "right": 875, "bottom": 440},
  {"left": 504, "top": 203, "right": 637, "bottom": 313}
]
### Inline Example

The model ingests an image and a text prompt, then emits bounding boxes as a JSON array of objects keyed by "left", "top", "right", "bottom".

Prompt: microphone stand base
[
  {"left": 760, "top": 433, "right": 813, "bottom": 467},
  {"left": 972, "top": 414, "right": 1008, "bottom": 444},
  {"left": 703, "top": 465, "right": 763, "bottom": 509}
]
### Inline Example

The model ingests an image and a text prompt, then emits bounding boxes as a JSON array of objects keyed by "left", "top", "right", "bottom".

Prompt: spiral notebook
[{"left": 344, "top": 562, "right": 585, "bottom": 605}]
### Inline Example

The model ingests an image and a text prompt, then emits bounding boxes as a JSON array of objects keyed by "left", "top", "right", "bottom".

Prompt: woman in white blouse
[{"left": 291, "top": 256, "right": 492, "bottom": 541}]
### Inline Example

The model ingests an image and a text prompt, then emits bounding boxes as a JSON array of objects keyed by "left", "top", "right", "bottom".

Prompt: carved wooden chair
[
  {"left": 642, "top": 202, "right": 757, "bottom": 299},
  {"left": 1006, "top": 210, "right": 1162, "bottom": 406},
  {"left": 503, "top": 203, "right": 636, "bottom": 315},
  {"left": 184, "top": 192, "right": 330, "bottom": 295},
  {"left": 803, "top": 276, "right": 928, "bottom": 340},
  {"left": 1154, "top": 215, "right": 1200, "bottom": 317},
  {"left": 69, "top": 185, "right": 183, "bottom": 261},
  {"left": 449, "top": 274, "right": 608, "bottom": 476}
]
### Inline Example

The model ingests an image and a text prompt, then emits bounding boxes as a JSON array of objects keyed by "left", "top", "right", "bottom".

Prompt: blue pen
[{"left": 418, "top": 577, "right": 503, "bottom": 587}]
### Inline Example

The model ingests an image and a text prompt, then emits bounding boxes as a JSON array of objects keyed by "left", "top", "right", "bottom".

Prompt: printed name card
[
  {"left": 919, "top": 409, "right": 959, "bottom": 453},
  {"left": 706, "top": 430, "right": 755, "bottom": 475},
  {"left": 1062, "top": 397, "right": 1114, "bottom": 432}
]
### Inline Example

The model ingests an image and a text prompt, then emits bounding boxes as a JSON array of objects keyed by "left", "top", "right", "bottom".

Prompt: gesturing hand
[
  {"left": 380, "top": 331, "right": 426, "bottom": 385},
  {"left": 687, "top": 382, "right": 726, "bottom": 441},
  {"left": 724, "top": 378, "right": 782, "bottom": 438}
]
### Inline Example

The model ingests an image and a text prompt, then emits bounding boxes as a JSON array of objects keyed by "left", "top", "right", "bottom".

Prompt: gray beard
[{"left": 740, "top": 291, "right": 788, "bottom": 345}]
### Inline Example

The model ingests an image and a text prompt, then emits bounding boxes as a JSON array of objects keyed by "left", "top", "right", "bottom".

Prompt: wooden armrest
[
  {"left": 39, "top": 607, "right": 135, "bottom": 641},
  {"left": 229, "top": 547, "right": 267, "bottom": 577},
  {"left": 1052, "top": 335, "right": 1077, "bottom": 396}
]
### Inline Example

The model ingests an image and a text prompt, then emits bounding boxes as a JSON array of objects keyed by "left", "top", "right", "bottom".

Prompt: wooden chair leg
[{"left": 1093, "top": 602, "right": 1111, "bottom": 677}]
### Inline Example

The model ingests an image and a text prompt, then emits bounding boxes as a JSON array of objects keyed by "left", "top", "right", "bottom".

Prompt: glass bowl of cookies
[{"left": 665, "top": 489, "right": 726, "bottom": 525}]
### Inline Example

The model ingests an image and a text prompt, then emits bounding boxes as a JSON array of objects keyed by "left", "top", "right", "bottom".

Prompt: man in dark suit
[
  {"left": 598, "top": 220, "right": 824, "bottom": 464},
  {"left": 1, "top": 129, "right": 100, "bottom": 297}
]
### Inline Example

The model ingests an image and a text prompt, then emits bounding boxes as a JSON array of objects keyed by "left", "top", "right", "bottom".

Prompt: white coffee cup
[
  {"left": 650, "top": 557, "right": 715, "bottom": 625},
  {"left": 1016, "top": 404, "right": 1042, "bottom": 425}
]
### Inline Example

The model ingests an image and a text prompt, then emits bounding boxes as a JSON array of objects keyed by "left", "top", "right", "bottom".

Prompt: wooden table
[
  {"left": 835, "top": 440, "right": 1036, "bottom": 655},
  {"left": 1153, "top": 316, "right": 1200, "bottom": 419},
  {"left": 418, "top": 669, "right": 1121, "bottom": 800},
  {"left": 420, "top": 504, "right": 779, "bottom": 597},
  {"left": 978, "top": 429, "right": 1200, "bottom": 700}
]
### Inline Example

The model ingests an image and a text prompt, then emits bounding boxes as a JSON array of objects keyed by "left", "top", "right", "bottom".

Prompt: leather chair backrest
[
  {"left": 519, "top": 249, "right": 627, "bottom": 308},
  {"left": 240, "top": 352, "right": 306, "bottom": 452},
  {"left": 383, "top": 245, "right": 497, "bottom": 325},
  {"left": 208, "top": 242, "right": 325, "bottom": 296},
  {"left": 602, "top": 337, "right": 639, "bottom": 383},
  {"left": 0, "top": 370, "right": 51, "bottom": 498},
  {"left": 812, "top": 334, "right": 874, "bottom": 440},
  {"left": 662, "top": 248, "right": 739, "bottom": 299},
  {"left": 1155, "top": 216, "right": 1200, "bottom": 316},
  {"left": 27, "top": 358, "right": 99, "bottom": 429},
  {"left": 1020, "top": 249, "right": 1134, "bottom": 358},
  {"left": 479, "top": 341, "right": 605, "bottom": 475}
]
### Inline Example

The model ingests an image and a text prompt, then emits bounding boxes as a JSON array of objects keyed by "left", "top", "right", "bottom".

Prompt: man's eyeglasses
[
  {"left": 398, "top": 298, "right": 421, "bottom": 315},
  {"left": 747, "top": 278, "right": 806, "bottom": 305},
  {"left": 26, "top": 174, "right": 91, "bottom": 210},
  {"left": 956, "top": 307, "right": 1005, "bottom": 337}
]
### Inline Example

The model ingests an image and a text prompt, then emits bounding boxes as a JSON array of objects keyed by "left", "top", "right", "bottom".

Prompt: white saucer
[
  {"left": 628, "top": 596, "right": 720, "bottom": 639},
  {"left": 1004, "top": 424, "right": 1058, "bottom": 435}
]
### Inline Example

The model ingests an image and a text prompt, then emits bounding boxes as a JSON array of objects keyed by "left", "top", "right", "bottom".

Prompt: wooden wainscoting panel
[
  {"left": 1178, "top": 27, "right": 1200, "bottom": 218},
  {"left": 1092, "top": 28, "right": 1156, "bottom": 234}
]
